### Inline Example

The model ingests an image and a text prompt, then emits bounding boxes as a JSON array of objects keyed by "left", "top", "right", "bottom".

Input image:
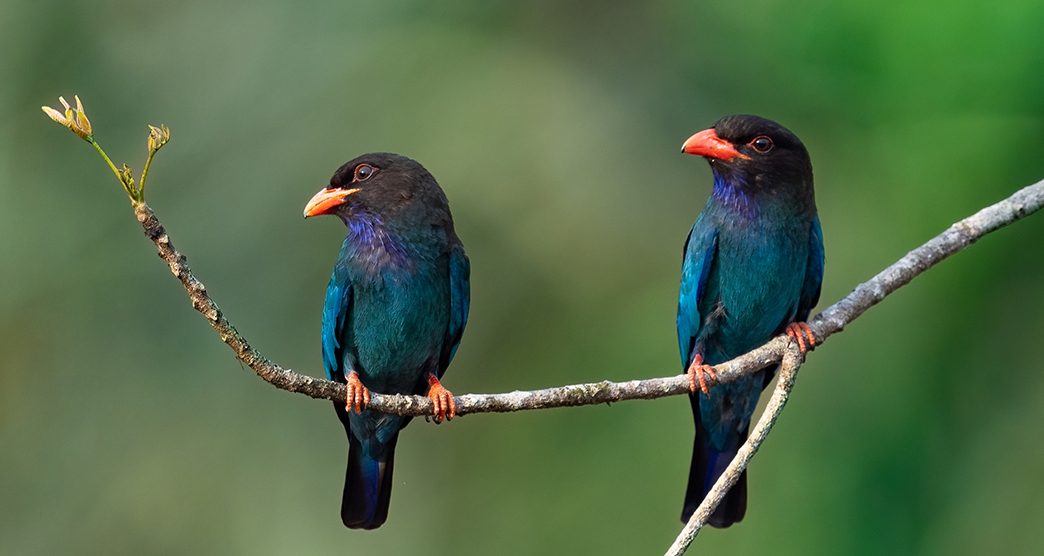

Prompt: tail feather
[
  {"left": 682, "top": 426, "right": 748, "bottom": 528},
  {"left": 342, "top": 435, "right": 397, "bottom": 529}
]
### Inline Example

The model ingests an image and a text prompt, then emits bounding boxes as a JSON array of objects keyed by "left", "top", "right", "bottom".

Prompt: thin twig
[
  {"left": 131, "top": 178, "right": 1044, "bottom": 417},
  {"left": 665, "top": 348, "right": 805, "bottom": 556}
]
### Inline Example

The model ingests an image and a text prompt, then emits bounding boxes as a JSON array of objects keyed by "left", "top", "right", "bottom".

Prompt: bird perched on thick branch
[
  {"left": 677, "top": 115, "right": 824, "bottom": 527},
  {"left": 304, "top": 153, "right": 470, "bottom": 529}
]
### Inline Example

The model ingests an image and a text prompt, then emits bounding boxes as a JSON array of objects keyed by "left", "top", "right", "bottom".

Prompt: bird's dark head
[
  {"left": 303, "top": 152, "right": 451, "bottom": 228},
  {"left": 681, "top": 115, "right": 813, "bottom": 199}
]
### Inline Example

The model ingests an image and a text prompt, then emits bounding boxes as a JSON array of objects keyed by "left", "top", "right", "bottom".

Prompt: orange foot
[
  {"left": 426, "top": 374, "right": 457, "bottom": 423},
  {"left": 345, "top": 371, "right": 371, "bottom": 414},
  {"left": 785, "top": 322, "right": 817, "bottom": 354},
  {"left": 687, "top": 353, "right": 717, "bottom": 396}
]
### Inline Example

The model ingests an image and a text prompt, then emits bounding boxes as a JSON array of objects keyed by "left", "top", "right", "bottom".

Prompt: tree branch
[
  {"left": 132, "top": 178, "right": 1044, "bottom": 417},
  {"left": 134, "top": 177, "right": 1044, "bottom": 556},
  {"left": 45, "top": 98, "right": 1043, "bottom": 556}
]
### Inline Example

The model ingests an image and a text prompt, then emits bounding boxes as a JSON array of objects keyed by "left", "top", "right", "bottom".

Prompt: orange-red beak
[
  {"left": 303, "top": 187, "right": 360, "bottom": 218},
  {"left": 681, "top": 128, "right": 750, "bottom": 161}
]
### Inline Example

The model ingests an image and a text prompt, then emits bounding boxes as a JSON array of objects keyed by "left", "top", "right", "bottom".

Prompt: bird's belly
[{"left": 349, "top": 275, "right": 449, "bottom": 394}]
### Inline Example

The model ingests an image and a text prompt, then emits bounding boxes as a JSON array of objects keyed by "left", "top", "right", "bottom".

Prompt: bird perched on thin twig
[
  {"left": 304, "top": 153, "right": 470, "bottom": 529},
  {"left": 676, "top": 115, "right": 824, "bottom": 527}
]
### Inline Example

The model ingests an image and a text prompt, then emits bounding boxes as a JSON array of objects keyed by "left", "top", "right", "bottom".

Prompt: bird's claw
[
  {"left": 784, "top": 322, "right": 817, "bottom": 354},
  {"left": 426, "top": 374, "right": 457, "bottom": 423},
  {"left": 345, "top": 371, "right": 371, "bottom": 414},
  {"left": 686, "top": 354, "right": 717, "bottom": 396}
]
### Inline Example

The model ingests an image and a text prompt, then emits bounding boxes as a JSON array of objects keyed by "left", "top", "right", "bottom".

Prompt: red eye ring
[
  {"left": 353, "top": 163, "right": 377, "bottom": 182},
  {"left": 749, "top": 135, "right": 773, "bottom": 153}
]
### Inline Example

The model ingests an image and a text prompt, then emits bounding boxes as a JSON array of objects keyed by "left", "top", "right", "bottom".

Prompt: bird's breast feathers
[
  {"left": 341, "top": 258, "right": 451, "bottom": 392},
  {"left": 711, "top": 220, "right": 812, "bottom": 356}
]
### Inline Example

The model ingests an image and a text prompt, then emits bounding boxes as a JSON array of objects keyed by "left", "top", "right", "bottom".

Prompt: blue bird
[
  {"left": 676, "top": 115, "right": 823, "bottom": 527},
  {"left": 304, "top": 153, "right": 470, "bottom": 529}
]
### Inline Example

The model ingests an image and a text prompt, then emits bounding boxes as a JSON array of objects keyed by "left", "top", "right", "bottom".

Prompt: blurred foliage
[{"left": 2, "top": 1, "right": 1043, "bottom": 554}]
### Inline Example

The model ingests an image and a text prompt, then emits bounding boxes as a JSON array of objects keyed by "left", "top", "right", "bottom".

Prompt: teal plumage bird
[
  {"left": 677, "top": 115, "right": 824, "bottom": 527},
  {"left": 304, "top": 153, "right": 470, "bottom": 529}
]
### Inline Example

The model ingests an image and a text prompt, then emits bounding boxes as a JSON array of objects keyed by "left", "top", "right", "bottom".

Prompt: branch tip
[
  {"left": 41, "top": 94, "right": 92, "bottom": 140},
  {"left": 43, "top": 94, "right": 170, "bottom": 204}
]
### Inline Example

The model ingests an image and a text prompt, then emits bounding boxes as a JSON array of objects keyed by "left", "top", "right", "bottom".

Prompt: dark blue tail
[
  {"left": 682, "top": 425, "right": 748, "bottom": 528},
  {"left": 342, "top": 434, "right": 397, "bottom": 529}
]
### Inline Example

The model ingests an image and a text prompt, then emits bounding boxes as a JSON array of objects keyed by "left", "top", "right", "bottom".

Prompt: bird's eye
[
  {"left": 353, "top": 163, "right": 377, "bottom": 182},
  {"left": 749, "top": 136, "right": 773, "bottom": 153}
]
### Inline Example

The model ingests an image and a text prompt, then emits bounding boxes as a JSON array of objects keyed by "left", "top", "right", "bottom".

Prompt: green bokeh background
[{"left": 3, "top": 1, "right": 1043, "bottom": 554}]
